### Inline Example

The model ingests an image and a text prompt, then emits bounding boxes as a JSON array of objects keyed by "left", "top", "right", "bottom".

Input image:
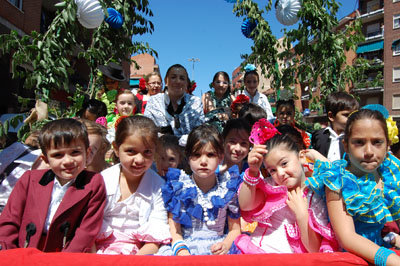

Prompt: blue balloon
[
  {"left": 105, "top": 8, "right": 123, "bottom": 29},
  {"left": 241, "top": 18, "right": 257, "bottom": 39}
]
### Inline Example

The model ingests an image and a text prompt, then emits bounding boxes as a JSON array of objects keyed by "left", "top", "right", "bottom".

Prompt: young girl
[
  {"left": 220, "top": 118, "right": 251, "bottom": 174},
  {"left": 202, "top": 71, "right": 235, "bottom": 132},
  {"left": 159, "top": 124, "right": 242, "bottom": 255},
  {"left": 242, "top": 65, "right": 273, "bottom": 120},
  {"left": 273, "top": 99, "right": 311, "bottom": 149},
  {"left": 106, "top": 89, "right": 135, "bottom": 142},
  {"left": 95, "top": 116, "right": 171, "bottom": 255},
  {"left": 306, "top": 107, "right": 400, "bottom": 265},
  {"left": 235, "top": 118, "right": 338, "bottom": 254}
]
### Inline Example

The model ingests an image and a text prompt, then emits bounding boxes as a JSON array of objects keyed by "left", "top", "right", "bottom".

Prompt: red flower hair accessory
[
  {"left": 188, "top": 81, "right": 197, "bottom": 94},
  {"left": 139, "top": 78, "right": 146, "bottom": 91},
  {"left": 249, "top": 118, "right": 281, "bottom": 145},
  {"left": 230, "top": 94, "right": 250, "bottom": 112},
  {"left": 95, "top": 116, "right": 107, "bottom": 128},
  {"left": 114, "top": 115, "right": 128, "bottom": 130}
]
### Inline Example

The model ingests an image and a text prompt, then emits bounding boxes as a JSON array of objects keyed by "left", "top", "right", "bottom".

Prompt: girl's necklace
[{"left": 192, "top": 175, "right": 221, "bottom": 226}]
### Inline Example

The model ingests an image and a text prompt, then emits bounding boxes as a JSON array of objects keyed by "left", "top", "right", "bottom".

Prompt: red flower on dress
[
  {"left": 114, "top": 116, "right": 128, "bottom": 130},
  {"left": 230, "top": 94, "right": 250, "bottom": 112},
  {"left": 249, "top": 118, "right": 281, "bottom": 145},
  {"left": 139, "top": 78, "right": 146, "bottom": 91}
]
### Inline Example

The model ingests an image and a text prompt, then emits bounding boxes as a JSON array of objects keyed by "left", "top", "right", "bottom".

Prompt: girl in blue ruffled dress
[
  {"left": 159, "top": 124, "right": 242, "bottom": 255},
  {"left": 306, "top": 107, "right": 400, "bottom": 266}
]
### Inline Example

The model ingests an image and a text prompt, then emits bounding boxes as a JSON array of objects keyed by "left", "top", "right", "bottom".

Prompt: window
[
  {"left": 367, "top": 0, "right": 379, "bottom": 12},
  {"left": 393, "top": 95, "right": 400, "bottom": 109},
  {"left": 394, "top": 42, "right": 400, "bottom": 56},
  {"left": 393, "top": 67, "right": 400, "bottom": 82},
  {"left": 8, "top": 0, "right": 22, "bottom": 10},
  {"left": 394, "top": 14, "right": 400, "bottom": 29},
  {"left": 366, "top": 23, "right": 381, "bottom": 37}
]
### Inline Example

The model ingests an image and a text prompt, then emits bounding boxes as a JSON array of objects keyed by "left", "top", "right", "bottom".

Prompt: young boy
[
  {"left": 311, "top": 91, "right": 359, "bottom": 161},
  {"left": 0, "top": 118, "right": 106, "bottom": 252}
]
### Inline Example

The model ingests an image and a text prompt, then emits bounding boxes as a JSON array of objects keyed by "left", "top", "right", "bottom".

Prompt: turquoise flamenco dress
[
  {"left": 305, "top": 153, "right": 400, "bottom": 247},
  {"left": 158, "top": 166, "right": 242, "bottom": 255}
]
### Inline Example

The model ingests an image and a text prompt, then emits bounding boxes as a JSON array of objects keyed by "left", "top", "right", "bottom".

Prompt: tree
[
  {"left": 0, "top": 0, "right": 155, "bottom": 141},
  {"left": 232, "top": 0, "right": 368, "bottom": 109}
]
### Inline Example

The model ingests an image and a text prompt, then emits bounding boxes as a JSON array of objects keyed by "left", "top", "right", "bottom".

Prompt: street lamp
[{"left": 188, "top": 57, "right": 200, "bottom": 94}]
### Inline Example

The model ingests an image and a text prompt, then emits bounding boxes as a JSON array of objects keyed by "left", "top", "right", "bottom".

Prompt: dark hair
[
  {"left": 114, "top": 116, "right": 158, "bottom": 148},
  {"left": 212, "top": 71, "right": 231, "bottom": 93},
  {"left": 222, "top": 118, "right": 251, "bottom": 140},
  {"left": 325, "top": 91, "right": 359, "bottom": 117},
  {"left": 276, "top": 125, "right": 305, "bottom": 150},
  {"left": 265, "top": 132, "right": 300, "bottom": 155},
  {"left": 165, "top": 64, "right": 191, "bottom": 90},
  {"left": 79, "top": 99, "right": 107, "bottom": 119},
  {"left": 244, "top": 70, "right": 259, "bottom": 82},
  {"left": 158, "top": 134, "right": 182, "bottom": 156},
  {"left": 238, "top": 103, "right": 268, "bottom": 127},
  {"left": 344, "top": 108, "right": 388, "bottom": 144},
  {"left": 39, "top": 118, "right": 89, "bottom": 156},
  {"left": 276, "top": 99, "right": 295, "bottom": 113},
  {"left": 185, "top": 124, "right": 224, "bottom": 158}
]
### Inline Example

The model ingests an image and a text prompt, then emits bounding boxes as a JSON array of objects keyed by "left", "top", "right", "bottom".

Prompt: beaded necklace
[{"left": 192, "top": 174, "right": 221, "bottom": 226}]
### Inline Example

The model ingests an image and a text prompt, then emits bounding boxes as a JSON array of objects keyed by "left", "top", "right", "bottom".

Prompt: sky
[{"left": 134, "top": 0, "right": 359, "bottom": 98}]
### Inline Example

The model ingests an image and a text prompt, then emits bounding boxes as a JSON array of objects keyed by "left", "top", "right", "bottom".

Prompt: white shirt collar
[
  {"left": 104, "top": 164, "right": 152, "bottom": 200},
  {"left": 325, "top": 126, "right": 343, "bottom": 140}
]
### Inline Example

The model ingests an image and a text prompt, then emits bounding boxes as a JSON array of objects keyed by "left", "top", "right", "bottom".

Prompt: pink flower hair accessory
[
  {"left": 249, "top": 118, "right": 281, "bottom": 145},
  {"left": 95, "top": 116, "right": 107, "bottom": 128}
]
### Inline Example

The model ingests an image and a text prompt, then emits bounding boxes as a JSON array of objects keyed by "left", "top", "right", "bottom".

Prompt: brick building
[
  {"left": 0, "top": 0, "right": 46, "bottom": 114},
  {"left": 129, "top": 53, "right": 159, "bottom": 90}
]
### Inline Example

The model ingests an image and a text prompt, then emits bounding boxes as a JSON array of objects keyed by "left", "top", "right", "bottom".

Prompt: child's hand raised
[
  {"left": 210, "top": 242, "right": 229, "bottom": 255},
  {"left": 248, "top": 144, "right": 268, "bottom": 176},
  {"left": 286, "top": 187, "right": 308, "bottom": 221},
  {"left": 302, "top": 149, "right": 329, "bottom": 163}
]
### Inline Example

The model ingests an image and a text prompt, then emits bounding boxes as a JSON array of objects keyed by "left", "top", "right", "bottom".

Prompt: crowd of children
[{"left": 1, "top": 63, "right": 400, "bottom": 266}]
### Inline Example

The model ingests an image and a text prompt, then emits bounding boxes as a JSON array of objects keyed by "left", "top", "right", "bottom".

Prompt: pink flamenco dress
[{"left": 234, "top": 177, "right": 339, "bottom": 254}]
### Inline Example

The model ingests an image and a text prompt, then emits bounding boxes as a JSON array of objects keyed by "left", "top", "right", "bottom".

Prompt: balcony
[
  {"left": 359, "top": 8, "right": 384, "bottom": 24},
  {"left": 364, "top": 28, "right": 384, "bottom": 42},
  {"left": 352, "top": 77, "right": 384, "bottom": 95}
]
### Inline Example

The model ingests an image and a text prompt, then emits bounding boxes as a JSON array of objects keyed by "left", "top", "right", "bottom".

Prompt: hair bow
[
  {"left": 139, "top": 78, "right": 146, "bottom": 91},
  {"left": 249, "top": 118, "right": 281, "bottom": 145},
  {"left": 230, "top": 94, "right": 250, "bottom": 113},
  {"left": 244, "top": 64, "right": 256, "bottom": 72},
  {"left": 95, "top": 116, "right": 107, "bottom": 127},
  {"left": 362, "top": 104, "right": 399, "bottom": 145}
]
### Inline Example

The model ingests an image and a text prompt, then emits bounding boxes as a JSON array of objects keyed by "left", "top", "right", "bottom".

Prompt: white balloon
[
  {"left": 275, "top": 0, "right": 301, "bottom": 26},
  {"left": 75, "top": 0, "right": 104, "bottom": 29}
]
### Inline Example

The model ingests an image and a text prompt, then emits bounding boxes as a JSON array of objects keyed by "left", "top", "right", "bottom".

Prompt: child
[
  {"left": 230, "top": 94, "right": 250, "bottom": 119},
  {"left": 202, "top": 71, "right": 235, "bottom": 132},
  {"left": 220, "top": 118, "right": 251, "bottom": 174},
  {"left": 0, "top": 118, "right": 106, "bottom": 252},
  {"left": 106, "top": 89, "right": 136, "bottom": 142},
  {"left": 235, "top": 118, "right": 338, "bottom": 254},
  {"left": 95, "top": 116, "right": 171, "bottom": 255},
  {"left": 306, "top": 107, "right": 400, "bottom": 265},
  {"left": 155, "top": 134, "right": 186, "bottom": 177},
  {"left": 311, "top": 91, "right": 359, "bottom": 161},
  {"left": 238, "top": 102, "right": 269, "bottom": 127},
  {"left": 77, "top": 118, "right": 110, "bottom": 173},
  {"left": 159, "top": 124, "right": 242, "bottom": 255},
  {"left": 274, "top": 99, "right": 311, "bottom": 148},
  {"left": 78, "top": 99, "right": 107, "bottom": 121},
  {"left": 242, "top": 66, "right": 273, "bottom": 120}
]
